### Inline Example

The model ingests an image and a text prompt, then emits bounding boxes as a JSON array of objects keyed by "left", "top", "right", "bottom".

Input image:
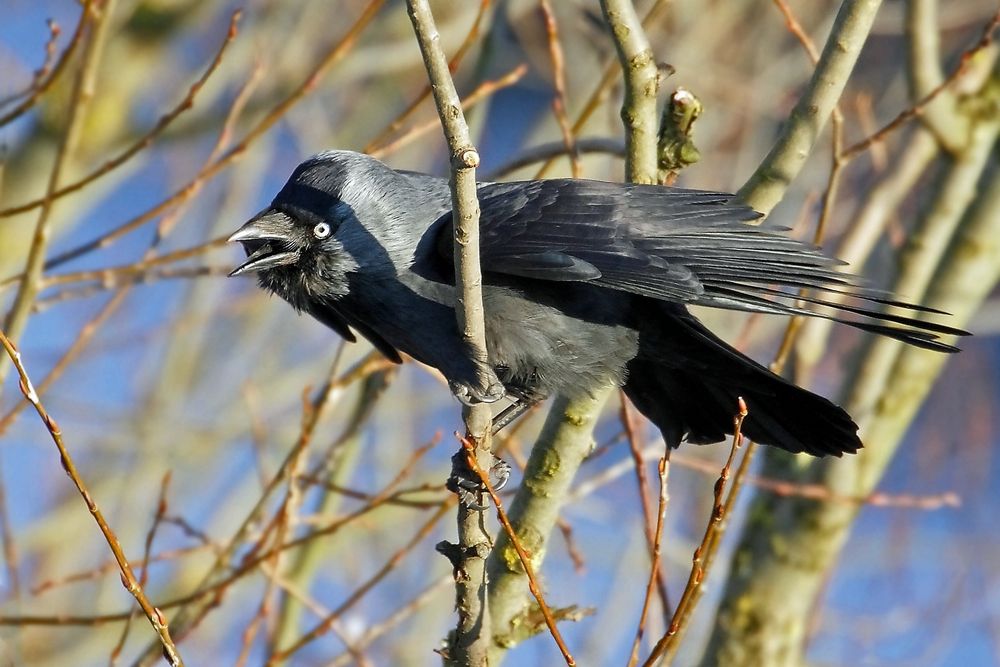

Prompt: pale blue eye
[{"left": 313, "top": 222, "right": 331, "bottom": 239}]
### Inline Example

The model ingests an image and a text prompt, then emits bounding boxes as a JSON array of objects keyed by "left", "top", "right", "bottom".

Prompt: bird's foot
[
  {"left": 447, "top": 450, "right": 512, "bottom": 510},
  {"left": 449, "top": 370, "right": 506, "bottom": 406}
]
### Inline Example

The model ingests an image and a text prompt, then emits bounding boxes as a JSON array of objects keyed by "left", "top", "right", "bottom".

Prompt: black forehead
[{"left": 271, "top": 159, "right": 346, "bottom": 225}]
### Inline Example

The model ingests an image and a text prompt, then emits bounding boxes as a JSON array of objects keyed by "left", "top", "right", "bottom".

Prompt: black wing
[{"left": 435, "top": 178, "right": 966, "bottom": 352}]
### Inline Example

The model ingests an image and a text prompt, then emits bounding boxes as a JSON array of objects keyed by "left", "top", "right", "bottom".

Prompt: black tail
[{"left": 623, "top": 304, "right": 861, "bottom": 457}]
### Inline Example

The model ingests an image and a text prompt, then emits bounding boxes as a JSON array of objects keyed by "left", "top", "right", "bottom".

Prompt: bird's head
[{"left": 227, "top": 151, "right": 369, "bottom": 307}]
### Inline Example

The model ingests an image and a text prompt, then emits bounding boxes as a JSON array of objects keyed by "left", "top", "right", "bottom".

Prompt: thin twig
[
  {"left": 628, "top": 453, "right": 670, "bottom": 667},
  {"left": 539, "top": 0, "right": 581, "bottom": 177},
  {"left": 839, "top": 7, "right": 1000, "bottom": 161},
  {"left": 534, "top": 0, "right": 670, "bottom": 179},
  {"left": 41, "top": 0, "right": 386, "bottom": 273},
  {"left": 265, "top": 501, "right": 454, "bottom": 664},
  {"left": 0, "top": 2, "right": 92, "bottom": 128},
  {"left": 0, "top": 11, "right": 241, "bottom": 220},
  {"left": 461, "top": 436, "right": 576, "bottom": 666},
  {"left": 364, "top": 0, "right": 493, "bottom": 153},
  {"left": 0, "top": 18, "right": 62, "bottom": 109},
  {"left": 737, "top": 0, "right": 883, "bottom": 215},
  {"left": 1, "top": 55, "right": 262, "bottom": 441},
  {"left": 0, "top": 329, "right": 185, "bottom": 666},
  {"left": 110, "top": 472, "right": 173, "bottom": 664},
  {"left": 131, "top": 353, "right": 384, "bottom": 665},
  {"left": 621, "top": 395, "right": 671, "bottom": 623},
  {"left": 1, "top": 0, "right": 112, "bottom": 384},
  {"left": 642, "top": 399, "right": 748, "bottom": 667},
  {"left": 486, "top": 137, "right": 624, "bottom": 179},
  {"left": 326, "top": 576, "right": 453, "bottom": 667},
  {"left": 0, "top": 454, "right": 18, "bottom": 601},
  {"left": 369, "top": 64, "right": 528, "bottom": 160}
]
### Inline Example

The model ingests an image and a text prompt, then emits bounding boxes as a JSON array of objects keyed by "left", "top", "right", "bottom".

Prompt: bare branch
[
  {"left": 405, "top": 1, "right": 494, "bottom": 664},
  {"left": 738, "top": 0, "right": 883, "bottom": 214},
  {"left": 0, "top": 329, "right": 186, "bottom": 666},
  {"left": 600, "top": 0, "right": 660, "bottom": 183}
]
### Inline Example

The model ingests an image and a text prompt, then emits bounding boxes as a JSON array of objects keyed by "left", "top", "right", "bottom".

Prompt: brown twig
[
  {"left": 34, "top": 266, "right": 232, "bottom": 310},
  {"left": 369, "top": 63, "right": 529, "bottom": 160},
  {"left": 0, "top": 289, "right": 126, "bottom": 437},
  {"left": 628, "top": 454, "right": 670, "bottom": 667},
  {"left": 0, "top": 452, "right": 21, "bottom": 600},
  {"left": 772, "top": 0, "right": 820, "bottom": 61},
  {"left": 1, "top": 55, "right": 262, "bottom": 441},
  {"left": 621, "top": 395, "right": 671, "bottom": 623},
  {"left": 326, "top": 576, "right": 453, "bottom": 667},
  {"left": 0, "top": 18, "right": 62, "bottom": 109},
  {"left": 0, "top": 493, "right": 449, "bottom": 629},
  {"left": 737, "top": 0, "right": 883, "bottom": 215},
  {"left": 487, "top": 137, "right": 624, "bottom": 179},
  {"left": 110, "top": 472, "right": 173, "bottom": 664},
  {"left": 265, "top": 500, "right": 455, "bottom": 664},
  {"left": 460, "top": 436, "right": 576, "bottom": 666},
  {"left": 839, "top": 7, "right": 1000, "bottom": 161},
  {"left": 572, "top": 441, "right": 961, "bottom": 510},
  {"left": 2, "top": 0, "right": 111, "bottom": 382},
  {"left": 364, "top": 0, "right": 493, "bottom": 153},
  {"left": 0, "top": 2, "right": 91, "bottom": 128},
  {"left": 238, "top": 376, "right": 327, "bottom": 665},
  {"left": 131, "top": 352, "right": 382, "bottom": 664},
  {"left": 0, "top": 329, "right": 185, "bottom": 666},
  {"left": 771, "top": 0, "right": 848, "bottom": 380},
  {"left": 0, "top": 11, "right": 242, "bottom": 220},
  {"left": 38, "top": 236, "right": 228, "bottom": 288},
  {"left": 534, "top": 0, "right": 670, "bottom": 179},
  {"left": 41, "top": 0, "right": 386, "bottom": 273},
  {"left": 642, "top": 398, "right": 748, "bottom": 666},
  {"left": 556, "top": 518, "right": 587, "bottom": 574},
  {"left": 31, "top": 544, "right": 210, "bottom": 597},
  {"left": 539, "top": 0, "right": 580, "bottom": 177}
]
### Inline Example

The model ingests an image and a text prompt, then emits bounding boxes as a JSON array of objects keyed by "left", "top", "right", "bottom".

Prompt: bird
[{"left": 227, "top": 149, "right": 966, "bottom": 458}]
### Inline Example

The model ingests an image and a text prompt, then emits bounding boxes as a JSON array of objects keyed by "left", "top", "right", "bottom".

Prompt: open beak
[{"left": 227, "top": 210, "right": 301, "bottom": 277}]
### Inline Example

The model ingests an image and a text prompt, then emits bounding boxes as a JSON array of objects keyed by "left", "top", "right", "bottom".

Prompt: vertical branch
[
  {"left": 600, "top": 0, "right": 660, "bottom": 184},
  {"left": 0, "top": 0, "right": 112, "bottom": 385},
  {"left": 737, "top": 0, "right": 883, "bottom": 214},
  {"left": 485, "top": 1, "right": 664, "bottom": 660},
  {"left": 486, "top": 389, "right": 613, "bottom": 663},
  {"left": 487, "top": 0, "right": 664, "bottom": 660},
  {"left": 702, "top": 58, "right": 1000, "bottom": 667},
  {"left": 906, "top": 0, "right": 969, "bottom": 151},
  {"left": 405, "top": 2, "right": 493, "bottom": 665}
]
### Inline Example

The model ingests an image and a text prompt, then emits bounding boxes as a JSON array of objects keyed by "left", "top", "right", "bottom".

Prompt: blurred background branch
[{"left": 0, "top": 1, "right": 996, "bottom": 665}]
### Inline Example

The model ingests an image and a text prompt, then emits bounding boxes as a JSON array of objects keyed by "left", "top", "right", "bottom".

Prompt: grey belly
[{"left": 482, "top": 286, "right": 639, "bottom": 398}]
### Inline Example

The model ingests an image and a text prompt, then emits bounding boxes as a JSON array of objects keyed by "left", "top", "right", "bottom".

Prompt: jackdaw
[{"left": 228, "top": 150, "right": 965, "bottom": 457}]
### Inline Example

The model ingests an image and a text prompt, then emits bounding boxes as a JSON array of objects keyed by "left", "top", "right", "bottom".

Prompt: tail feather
[{"left": 623, "top": 304, "right": 862, "bottom": 456}]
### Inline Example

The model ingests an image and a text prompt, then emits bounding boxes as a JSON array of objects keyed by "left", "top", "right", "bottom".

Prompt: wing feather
[{"left": 433, "top": 178, "right": 966, "bottom": 351}]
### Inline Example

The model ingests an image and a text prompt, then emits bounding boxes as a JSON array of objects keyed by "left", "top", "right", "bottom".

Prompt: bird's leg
[
  {"left": 447, "top": 369, "right": 547, "bottom": 508},
  {"left": 447, "top": 358, "right": 506, "bottom": 407},
  {"left": 491, "top": 384, "right": 546, "bottom": 435}
]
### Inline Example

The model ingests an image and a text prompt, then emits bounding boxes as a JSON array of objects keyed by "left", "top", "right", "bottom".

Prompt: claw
[
  {"left": 447, "top": 450, "right": 512, "bottom": 510},
  {"left": 489, "top": 458, "right": 511, "bottom": 491},
  {"left": 449, "top": 376, "right": 506, "bottom": 406}
]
